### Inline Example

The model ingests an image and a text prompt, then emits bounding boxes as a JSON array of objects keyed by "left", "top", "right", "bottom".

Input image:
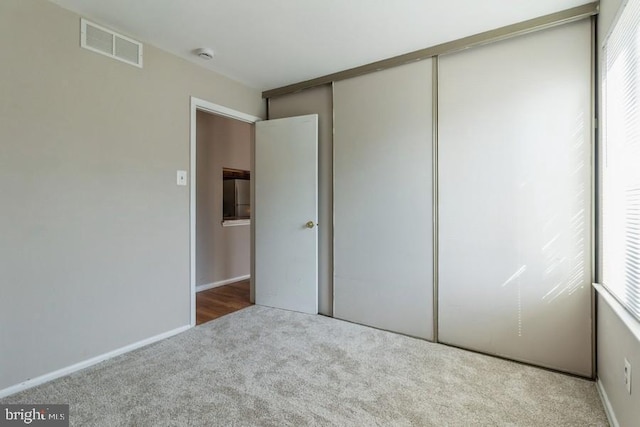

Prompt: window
[{"left": 601, "top": 0, "right": 640, "bottom": 320}]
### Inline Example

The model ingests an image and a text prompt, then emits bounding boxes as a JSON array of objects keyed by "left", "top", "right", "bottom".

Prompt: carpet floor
[{"left": 1, "top": 305, "right": 607, "bottom": 426}]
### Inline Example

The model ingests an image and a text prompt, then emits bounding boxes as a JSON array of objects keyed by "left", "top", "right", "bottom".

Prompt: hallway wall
[{"left": 196, "top": 111, "right": 252, "bottom": 288}]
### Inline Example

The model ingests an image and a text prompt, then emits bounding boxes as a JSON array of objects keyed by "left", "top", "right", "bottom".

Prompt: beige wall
[
  {"left": 196, "top": 111, "right": 251, "bottom": 287},
  {"left": 268, "top": 85, "right": 333, "bottom": 316},
  {"left": 0, "top": 0, "right": 263, "bottom": 391},
  {"left": 598, "top": 0, "right": 624, "bottom": 44},
  {"left": 597, "top": 294, "right": 640, "bottom": 426},
  {"left": 596, "top": 0, "right": 640, "bottom": 425}
]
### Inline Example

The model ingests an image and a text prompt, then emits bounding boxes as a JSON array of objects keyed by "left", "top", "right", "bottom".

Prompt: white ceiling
[{"left": 49, "top": 0, "right": 593, "bottom": 91}]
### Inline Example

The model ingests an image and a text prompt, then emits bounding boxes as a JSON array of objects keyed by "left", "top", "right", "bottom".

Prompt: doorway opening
[
  {"left": 190, "top": 97, "right": 261, "bottom": 326},
  {"left": 196, "top": 279, "right": 251, "bottom": 325}
]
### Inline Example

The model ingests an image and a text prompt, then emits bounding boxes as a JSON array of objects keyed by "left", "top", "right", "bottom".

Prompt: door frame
[{"left": 189, "top": 96, "right": 261, "bottom": 327}]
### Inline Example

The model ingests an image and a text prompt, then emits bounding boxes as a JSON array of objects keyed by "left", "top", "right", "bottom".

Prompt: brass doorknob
[{"left": 305, "top": 221, "right": 316, "bottom": 229}]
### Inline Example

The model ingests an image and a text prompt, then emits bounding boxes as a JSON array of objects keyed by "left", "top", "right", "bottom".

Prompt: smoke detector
[{"left": 195, "top": 48, "right": 214, "bottom": 60}]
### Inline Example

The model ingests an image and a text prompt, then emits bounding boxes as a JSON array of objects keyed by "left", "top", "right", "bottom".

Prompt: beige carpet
[{"left": 1, "top": 305, "right": 607, "bottom": 426}]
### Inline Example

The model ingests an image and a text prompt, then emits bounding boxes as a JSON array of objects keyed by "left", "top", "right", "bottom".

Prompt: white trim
[
  {"left": 596, "top": 378, "right": 620, "bottom": 427},
  {"left": 222, "top": 219, "right": 250, "bottom": 227},
  {"left": 189, "top": 97, "right": 261, "bottom": 327},
  {"left": 190, "top": 99, "right": 197, "bottom": 327},
  {"left": 594, "top": 283, "right": 640, "bottom": 342},
  {"left": 196, "top": 275, "right": 251, "bottom": 293},
  {"left": 0, "top": 324, "right": 191, "bottom": 399},
  {"left": 192, "top": 98, "right": 261, "bottom": 124}
]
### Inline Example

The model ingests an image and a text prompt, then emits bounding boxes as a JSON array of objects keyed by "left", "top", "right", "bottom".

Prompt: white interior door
[{"left": 254, "top": 114, "right": 318, "bottom": 314}]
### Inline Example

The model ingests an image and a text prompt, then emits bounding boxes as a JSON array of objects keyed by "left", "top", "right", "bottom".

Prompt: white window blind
[{"left": 602, "top": 0, "right": 640, "bottom": 321}]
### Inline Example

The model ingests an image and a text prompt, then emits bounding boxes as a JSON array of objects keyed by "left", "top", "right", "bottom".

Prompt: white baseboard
[
  {"left": 196, "top": 275, "right": 250, "bottom": 293},
  {"left": 596, "top": 378, "right": 620, "bottom": 427},
  {"left": 0, "top": 324, "right": 192, "bottom": 399}
]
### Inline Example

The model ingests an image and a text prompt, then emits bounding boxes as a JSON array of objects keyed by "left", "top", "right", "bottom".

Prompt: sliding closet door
[
  {"left": 438, "top": 20, "right": 592, "bottom": 376},
  {"left": 334, "top": 60, "right": 433, "bottom": 339}
]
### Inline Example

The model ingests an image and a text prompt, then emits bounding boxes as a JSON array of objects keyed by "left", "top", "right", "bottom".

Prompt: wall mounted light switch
[{"left": 177, "top": 170, "right": 187, "bottom": 186}]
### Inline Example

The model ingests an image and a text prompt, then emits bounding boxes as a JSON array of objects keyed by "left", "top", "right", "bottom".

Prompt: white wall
[
  {"left": 596, "top": 293, "right": 640, "bottom": 426},
  {"left": 599, "top": 0, "right": 624, "bottom": 43},
  {"left": 0, "top": 0, "right": 263, "bottom": 392},
  {"left": 196, "top": 112, "right": 251, "bottom": 288},
  {"left": 596, "top": 0, "right": 640, "bottom": 425}
]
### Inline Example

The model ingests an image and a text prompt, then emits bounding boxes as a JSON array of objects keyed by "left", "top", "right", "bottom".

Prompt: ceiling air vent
[{"left": 80, "top": 18, "right": 143, "bottom": 68}]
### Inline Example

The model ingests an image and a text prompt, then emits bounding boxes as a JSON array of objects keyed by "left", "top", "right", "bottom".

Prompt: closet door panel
[
  {"left": 438, "top": 20, "right": 592, "bottom": 376},
  {"left": 334, "top": 60, "right": 433, "bottom": 339}
]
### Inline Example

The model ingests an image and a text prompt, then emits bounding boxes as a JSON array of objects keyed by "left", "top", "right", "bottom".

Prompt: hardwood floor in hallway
[{"left": 196, "top": 279, "right": 252, "bottom": 325}]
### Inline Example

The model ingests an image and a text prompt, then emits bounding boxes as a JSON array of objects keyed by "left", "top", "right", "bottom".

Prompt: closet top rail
[{"left": 262, "top": 2, "right": 599, "bottom": 99}]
